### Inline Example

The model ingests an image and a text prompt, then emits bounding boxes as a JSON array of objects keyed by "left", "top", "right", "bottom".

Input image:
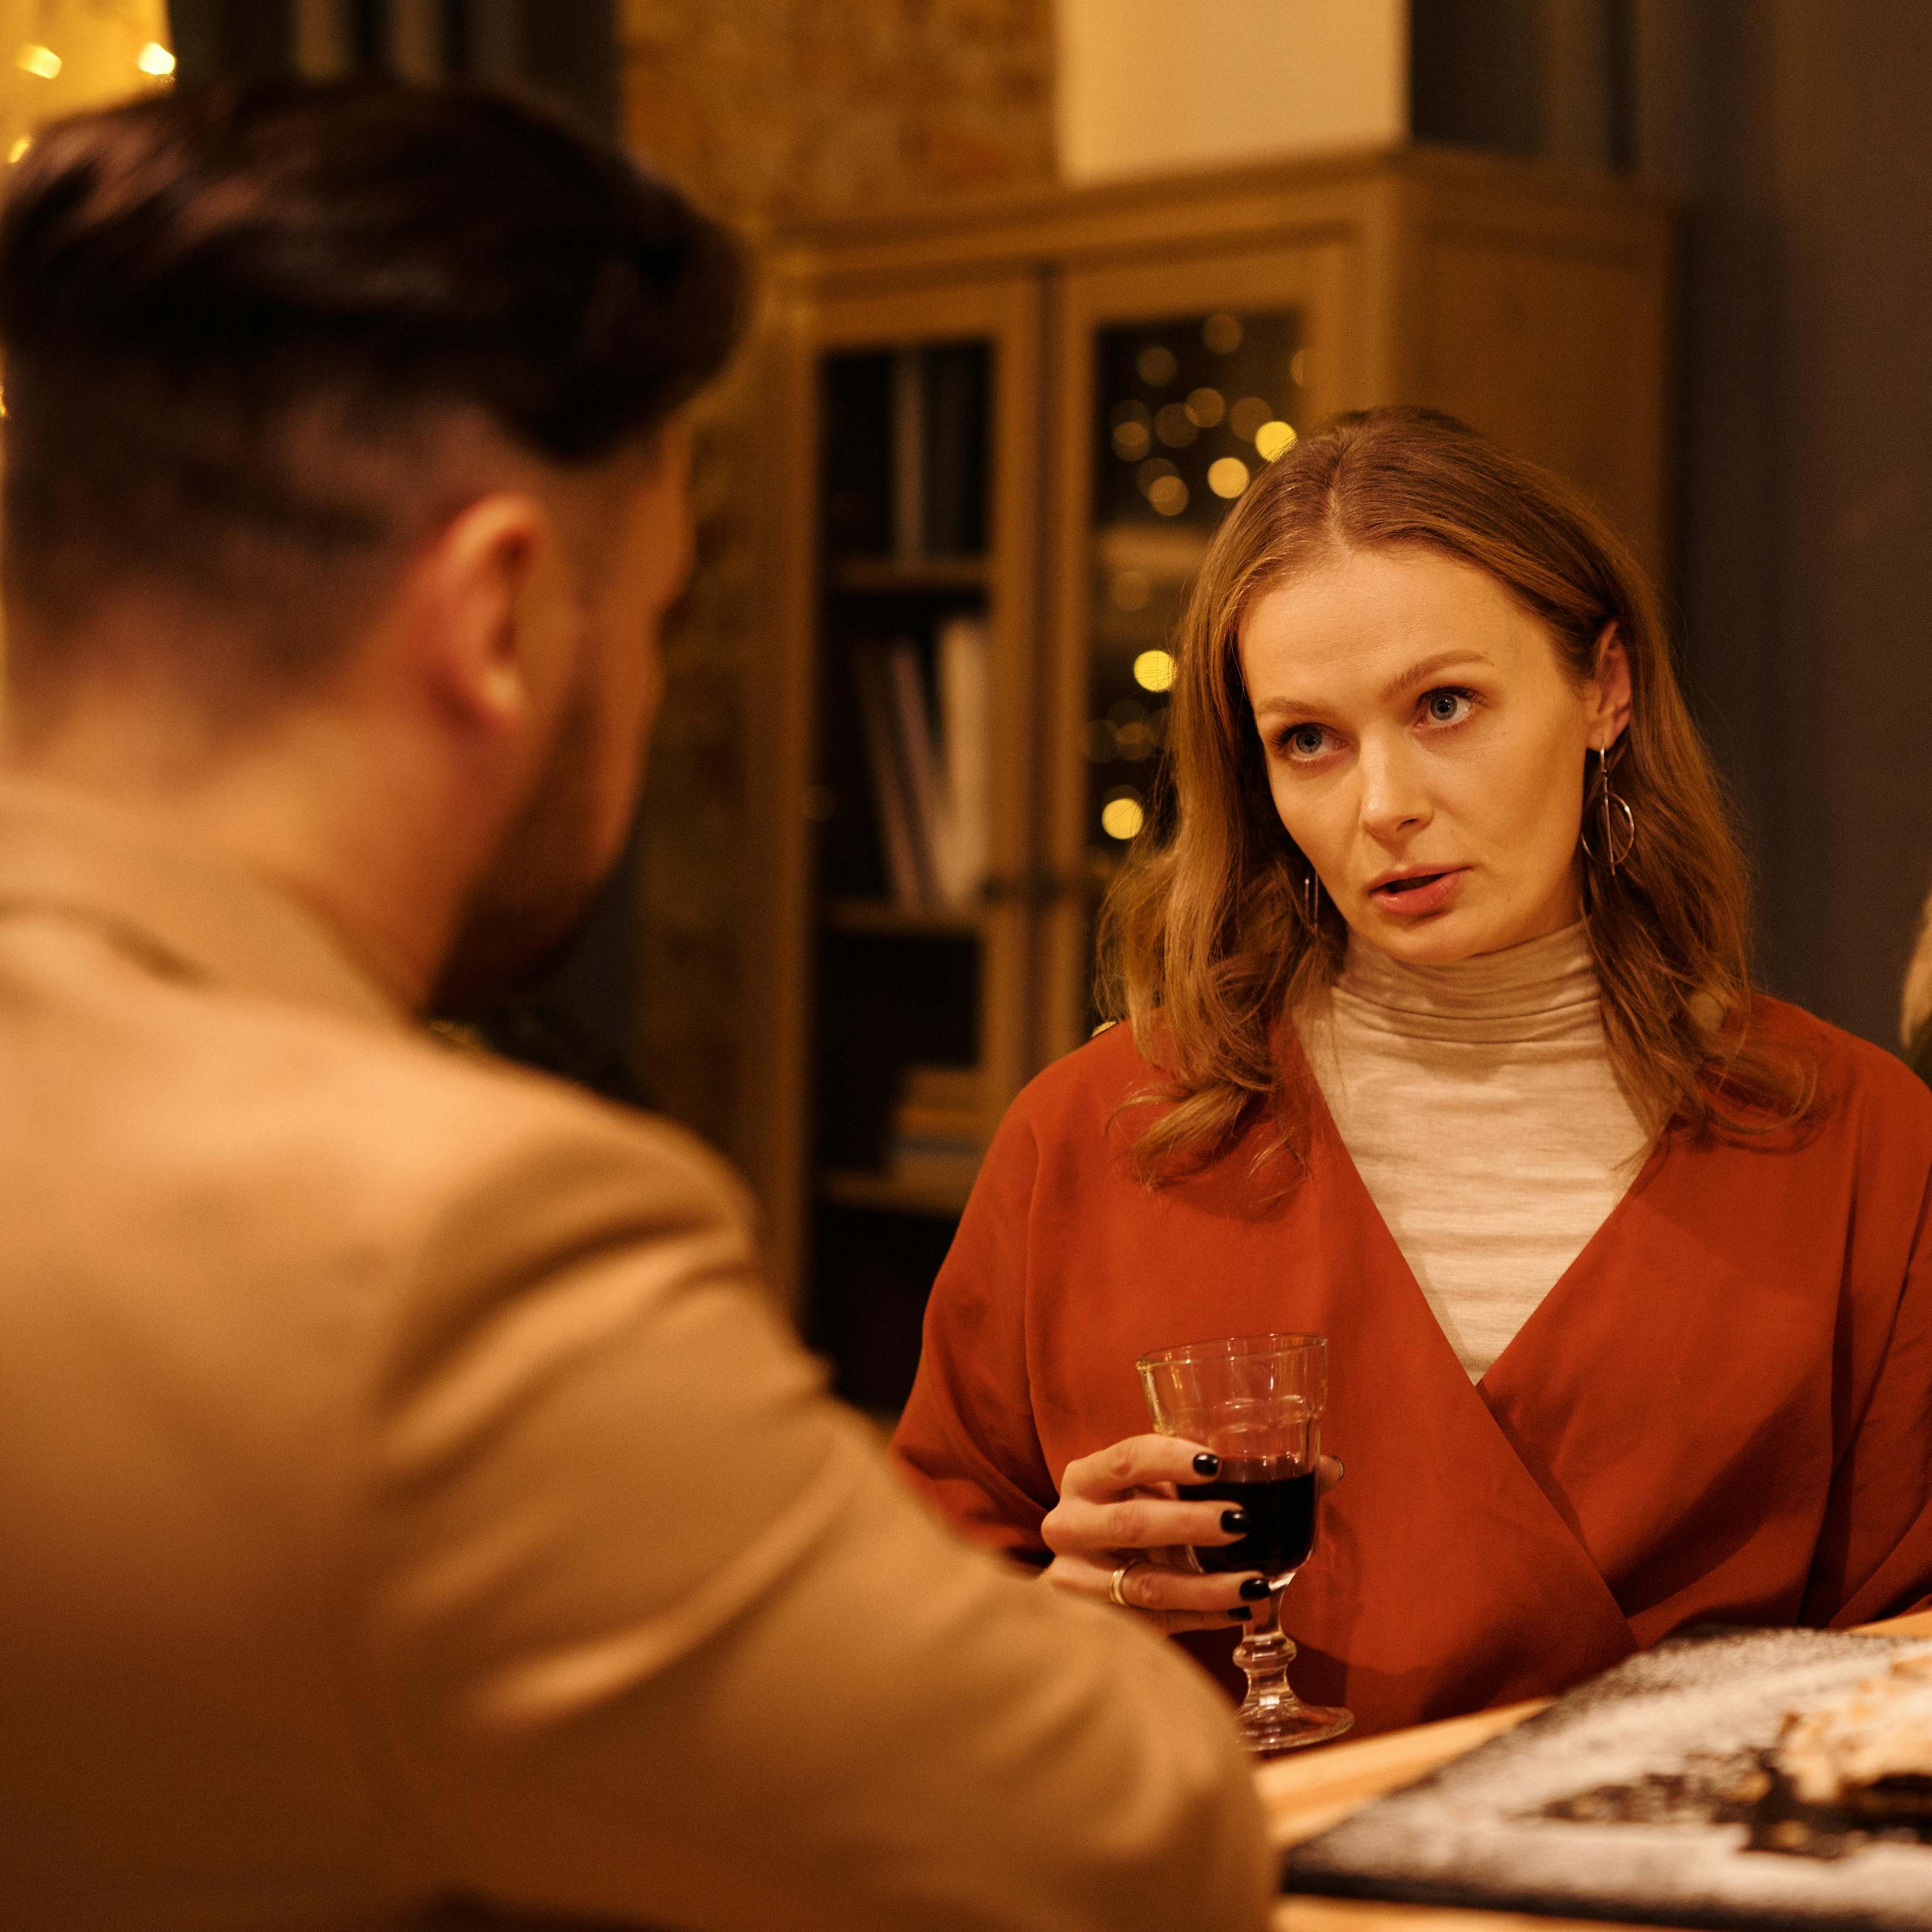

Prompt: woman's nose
[{"left": 1357, "top": 743, "right": 1433, "bottom": 838}]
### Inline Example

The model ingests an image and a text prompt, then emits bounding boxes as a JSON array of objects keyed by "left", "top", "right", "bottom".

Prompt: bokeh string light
[
  {"left": 1255, "top": 419, "right": 1298, "bottom": 461},
  {"left": 1202, "top": 312, "right": 1243, "bottom": 356},
  {"left": 4, "top": 3, "right": 174, "bottom": 181},
  {"left": 1207, "top": 456, "right": 1250, "bottom": 499},
  {"left": 1089, "top": 310, "right": 1305, "bottom": 853},
  {"left": 1100, "top": 791, "right": 1146, "bottom": 842},
  {"left": 0, "top": 1, "right": 172, "bottom": 674},
  {"left": 1132, "top": 649, "right": 1176, "bottom": 692}
]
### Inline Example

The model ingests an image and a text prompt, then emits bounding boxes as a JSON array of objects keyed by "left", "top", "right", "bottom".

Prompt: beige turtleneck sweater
[{"left": 1297, "top": 922, "right": 1651, "bottom": 1382}]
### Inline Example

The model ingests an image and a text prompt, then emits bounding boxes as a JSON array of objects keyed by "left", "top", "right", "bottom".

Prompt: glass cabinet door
[{"left": 1042, "top": 246, "right": 1350, "bottom": 1061}]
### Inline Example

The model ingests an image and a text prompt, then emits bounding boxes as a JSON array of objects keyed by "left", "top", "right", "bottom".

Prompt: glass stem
[{"left": 1233, "top": 1574, "right": 1300, "bottom": 1708}]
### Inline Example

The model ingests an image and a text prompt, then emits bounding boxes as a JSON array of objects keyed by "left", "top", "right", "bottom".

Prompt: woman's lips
[{"left": 1368, "top": 868, "right": 1469, "bottom": 917}]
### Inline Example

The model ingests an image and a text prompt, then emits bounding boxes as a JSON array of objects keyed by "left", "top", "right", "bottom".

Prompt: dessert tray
[{"left": 1284, "top": 1626, "right": 1932, "bottom": 1930}]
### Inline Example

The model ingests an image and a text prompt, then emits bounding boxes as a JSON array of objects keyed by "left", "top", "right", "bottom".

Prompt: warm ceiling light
[
  {"left": 137, "top": 42, "right": 176, "bottom": 77},
  {"left": 18, "top": 43, "right": 61, "bottom": 79},
  {"left": 8, "top": 135, "right": 30, "bottom": 164}
]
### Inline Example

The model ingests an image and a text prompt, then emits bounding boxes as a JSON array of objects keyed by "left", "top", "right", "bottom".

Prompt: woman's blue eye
[
  {"left": 1287, "top": 725, "right": 1327, "bottom": 758},
  {"left": 1423, "top": 689, "right": 1472, "bottom": 726}
]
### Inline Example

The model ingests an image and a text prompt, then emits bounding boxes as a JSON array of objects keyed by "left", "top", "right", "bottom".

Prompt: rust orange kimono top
[{"left": 892, "top": 1003, "right": 1932, "bottom": 1737}]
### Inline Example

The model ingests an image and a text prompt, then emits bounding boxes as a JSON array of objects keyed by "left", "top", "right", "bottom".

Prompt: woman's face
[{"left": 1238, "top": 543, "right": 1630, "bottom": 966}]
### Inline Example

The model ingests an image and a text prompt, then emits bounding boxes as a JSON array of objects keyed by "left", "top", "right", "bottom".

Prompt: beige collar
[
  {"left": 1331, "top": 921, "right": 1602, "bottom": 1046},
  {"left": 0, "top": 777, "right": 408, "bottom": 1028}
]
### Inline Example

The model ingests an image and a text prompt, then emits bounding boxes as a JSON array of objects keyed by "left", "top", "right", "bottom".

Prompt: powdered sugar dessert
[
  {"left": 1777, "top": 1650, "right": 1932, "bottom": 1813},
  {"left": 1287, "top": 1629, "right": 1932, "bottom": 1931}
]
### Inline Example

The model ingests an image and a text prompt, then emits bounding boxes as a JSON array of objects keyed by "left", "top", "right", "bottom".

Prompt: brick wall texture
[{"left": 618, "top": 1, "right": 1055, "bottom": 1162}]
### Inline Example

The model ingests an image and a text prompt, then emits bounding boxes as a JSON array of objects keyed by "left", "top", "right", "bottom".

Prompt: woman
[
  {"left": 892, "top": 408, "right": 1932, "bottom": 1737},
  {"left": 1904, "top": 887, "right": 1932, "bottom": 1085}
]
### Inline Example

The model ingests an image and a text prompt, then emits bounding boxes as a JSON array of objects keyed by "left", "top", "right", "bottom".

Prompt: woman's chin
[
  {"left": 1356, "top": 911, "right": 1486, "bottom": 967},
  {"left": 1351, "top": 892, "right": 1579, "bottom": 967}
]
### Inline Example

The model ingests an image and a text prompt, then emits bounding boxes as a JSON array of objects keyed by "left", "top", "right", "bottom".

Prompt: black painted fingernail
[
  {"left": 1240, "top": 1575, "right": 1271, "bottom": 1600},
  {"left": 1228, "top": 1605, "right": 1253, "bottom": 1621},
  {"left": 1220, "top": 1508, "right": 1247, "bottom": 1534},
  {"left": 1193, "top": 1451, "right": 1220, "bottom": 1477}
]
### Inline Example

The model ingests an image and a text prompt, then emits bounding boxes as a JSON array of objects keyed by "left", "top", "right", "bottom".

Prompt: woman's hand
[{"left": 1040, "top": 1434, "right": 1343, "bottom": 1636}]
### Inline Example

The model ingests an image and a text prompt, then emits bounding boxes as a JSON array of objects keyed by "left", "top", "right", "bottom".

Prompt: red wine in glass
[{"left": 1184, "top": 1457, "right": 1317, "bottom": 1579}]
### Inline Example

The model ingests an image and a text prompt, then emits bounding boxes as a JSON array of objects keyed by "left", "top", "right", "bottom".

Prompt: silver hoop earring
[
  {"left": 1302, "top": 865, "right": 1322, "bottom": 926},
  {"left": 1579, "top": 743, "right": 1637, "bottom": 875}
]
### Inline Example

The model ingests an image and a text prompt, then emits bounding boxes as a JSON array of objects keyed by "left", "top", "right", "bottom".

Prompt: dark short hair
[{"left": 0, "top": 79, "right": 746, "bottom": 670}]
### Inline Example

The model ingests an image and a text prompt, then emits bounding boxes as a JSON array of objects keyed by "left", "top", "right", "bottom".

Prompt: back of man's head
[{"left": 0, "top": 78, "right": 745, "bottom": 697}]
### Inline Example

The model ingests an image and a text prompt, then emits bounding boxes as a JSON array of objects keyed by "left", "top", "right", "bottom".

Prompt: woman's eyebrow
[
  {"left": 1253, "top": 650, "right": 1494, "bottom": 725},
  {"left": 1377, "top": 649, "right": 1493, "bottom": 703},
  {"left": 1251, "top": 694, "right": 1312, "bottom": 727}
]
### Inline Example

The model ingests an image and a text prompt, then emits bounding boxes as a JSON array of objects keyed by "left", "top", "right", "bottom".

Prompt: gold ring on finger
[{"left": 1108, "top": 1559, "right": 1145, "bottom": 1608}]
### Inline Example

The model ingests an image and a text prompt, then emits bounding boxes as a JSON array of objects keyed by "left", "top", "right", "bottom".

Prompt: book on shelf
[
  {"left": 888, "top": 1063, "right": 989, "bottom": 1195},
  {"left": 884, "top": 644, "right": 946, "bottom": 906},
  {"left": 936, "top": 614, "right": 990, "bottom": 905},
  {"left": 850, "top": 621, "right": 990, "bottom": 911},
  {"left": 891, "top": 348, "right": 925, "bottom": 563},
  {"left": 851, "top": 642, "right": 930, "bottom": 906},
  {"left": 920, "top": 345, "right": 987, "bottom": 556},
  {"left": 901, "top": 1064, "right": 983, "bottom": 1114},
  {"left": 889, "top": 344, "right": 987, "bottom": 561},
  {"left": 884, "top": 1142, "right": 984, "bottom": 1196},
  {"left": 895, "top": 1097, "right": 985, "bottom": 1142}
]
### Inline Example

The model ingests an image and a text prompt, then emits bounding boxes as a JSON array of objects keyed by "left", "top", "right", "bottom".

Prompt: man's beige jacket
[{"left": 0, "top": 780, "right": 1271, "bottom": 1931}]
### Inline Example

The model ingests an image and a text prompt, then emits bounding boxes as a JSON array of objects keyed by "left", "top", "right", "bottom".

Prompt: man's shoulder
[
  {"left": 90, "top": 972, "right": 759, "bottom": 1282},
  {"left": 175, "top": 998, "right": 779, "bottom": 1398},
  {"left": 286, "top": 1007, "right": 753, "bottom": 1236}
]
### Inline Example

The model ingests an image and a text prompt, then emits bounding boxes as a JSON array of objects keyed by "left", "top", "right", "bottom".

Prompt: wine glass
[{"left": 1137, "top": 1331, "right": 1353, "bottom": 1755}]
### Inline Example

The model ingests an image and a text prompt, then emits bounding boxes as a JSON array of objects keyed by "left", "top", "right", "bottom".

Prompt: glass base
[
  {"left": 1236, "top": 1691, "right": 1354, "bottom": 1756},
  {"left": 1232, "top": 1615, "right": 1354, "bottom": 1756}
]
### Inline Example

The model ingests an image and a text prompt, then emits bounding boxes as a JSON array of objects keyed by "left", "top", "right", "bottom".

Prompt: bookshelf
[
  {"left": 828, "top": 557, "right": 990, "bottom": 595},
  {"left": 823, "top": 899, "right": 982, "bottom": 940},
  {"left": 819, "top": 1169, "right": 979, "bottom": 1217},
  {"left": 751, "top": 272, "right": 1040, "bottom": 1413},
  {"left": 751, "top": 148, "right": 1677, "bottom": 1412}
]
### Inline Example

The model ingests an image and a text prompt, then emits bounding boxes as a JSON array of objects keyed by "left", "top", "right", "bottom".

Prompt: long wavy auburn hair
[{"left": 1098, "top": 407, "right": 1819, "bottom": 1184}]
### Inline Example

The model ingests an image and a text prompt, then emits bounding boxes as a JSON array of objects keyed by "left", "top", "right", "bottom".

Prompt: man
[{"left": 0, "top": 82, "right": 1271, "bottom": 1930}]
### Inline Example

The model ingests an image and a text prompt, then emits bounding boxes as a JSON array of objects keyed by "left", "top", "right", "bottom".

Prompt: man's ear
[
  {"left": 1589, "top": 621, "right": 1633, "bottom": 749},
  {"left": 408, "top": 492, "right": 569, "bottom": 732}
]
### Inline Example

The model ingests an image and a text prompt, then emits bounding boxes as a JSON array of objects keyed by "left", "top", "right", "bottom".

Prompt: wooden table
[{"left": 1260, "top": 1609, "right": 1932, "bottom": 1931}]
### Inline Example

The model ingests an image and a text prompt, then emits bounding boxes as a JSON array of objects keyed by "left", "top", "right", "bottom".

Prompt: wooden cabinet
[{"left": 747, "top": 147, "right": 1675, "bottom": 1410}]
